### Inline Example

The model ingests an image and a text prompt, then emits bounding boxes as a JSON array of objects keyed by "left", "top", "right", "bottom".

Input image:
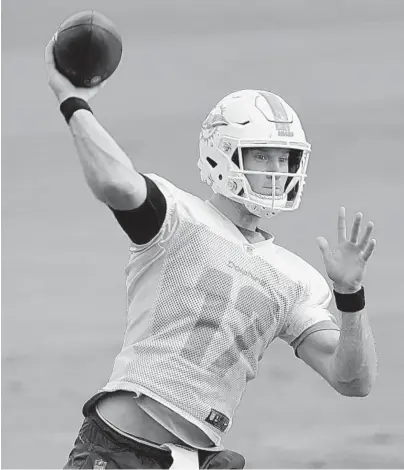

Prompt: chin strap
[{"left": 244, "top": 201, "right": 280, "bottom": 219}]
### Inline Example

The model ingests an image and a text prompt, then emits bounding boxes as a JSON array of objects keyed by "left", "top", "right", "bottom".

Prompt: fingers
[
  {"left": 350, "top": 212, "right": 363, "bottom": 244},
  {"left": 44, "top": 36, "right": 58, "bottom": 74},
  {"left": 95, "top": 79, "right": 109, "bottom": 91},
  {"left": 362, "top": 238, "right": 376, "bottom": 262},
  {"left": 358, "top": 220, "right": 374, "bottom": 250},
  {"left": 337, "top": 206, "right": 347, "bottom": 244},
  {"left": 345, "top": 209, "right": 376, "bottom": 262},
  {"left": 317, "top": 237, "right": 332, "bottom": 263}
]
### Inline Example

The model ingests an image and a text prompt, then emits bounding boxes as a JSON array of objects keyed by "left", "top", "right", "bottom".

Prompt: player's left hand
[
  {"left": 45, "top": 35, "right": 107, "bottom": 104},
  {"left": 317, "top": 207, "right": 376, "bottom": 293}
]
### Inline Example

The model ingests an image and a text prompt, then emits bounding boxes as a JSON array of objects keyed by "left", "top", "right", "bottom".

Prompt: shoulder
[
  {"left": 145, "top": 173, "right": 227, "bottom": 229},
  {"left": 275, "top": 244, "right": 337, "bottom": 347},
  {"left": 273, "top": 243, "right": 331, "bottom": 305},
  {"left": 145, "top": 173, "right": 202, "bottom": 210},
  {"left": 144, "top": 173, "right": 179, "bottom": 193}
]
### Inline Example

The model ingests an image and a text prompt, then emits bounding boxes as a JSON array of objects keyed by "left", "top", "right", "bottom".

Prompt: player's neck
[{"left": 208, "top": 193, "right": 260, "bottom": 233}]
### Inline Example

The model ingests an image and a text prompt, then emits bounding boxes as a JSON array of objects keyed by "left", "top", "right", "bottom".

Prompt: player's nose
[
  {"left": 266, "top": 159, "right": 281, "bottom": 173},
  {"left": 266, "top": 166, "right": 281, "bottom": 180}
]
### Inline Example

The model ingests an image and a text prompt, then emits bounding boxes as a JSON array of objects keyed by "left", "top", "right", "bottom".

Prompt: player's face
[{"left": 242, "top": 148, "right": 290, "bottom": 197}]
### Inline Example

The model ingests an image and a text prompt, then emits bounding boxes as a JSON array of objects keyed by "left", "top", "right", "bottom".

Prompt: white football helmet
[{"left": 198, "top": 89, "right": 311, "bottom": 218}]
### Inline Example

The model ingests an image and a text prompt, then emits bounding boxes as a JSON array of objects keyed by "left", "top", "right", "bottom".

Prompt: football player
[{"left": 45, "top": 37, "right": 377, "bottom": 470}]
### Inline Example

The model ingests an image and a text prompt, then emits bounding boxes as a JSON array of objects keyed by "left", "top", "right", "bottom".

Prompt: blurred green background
[{"left": 2, "top": 1, "right": 404, "bottom": 468}]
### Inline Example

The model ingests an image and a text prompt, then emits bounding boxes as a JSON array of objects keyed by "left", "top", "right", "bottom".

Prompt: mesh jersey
[{"left": 93, "top": 174, "right": 338, "bottom": 445}]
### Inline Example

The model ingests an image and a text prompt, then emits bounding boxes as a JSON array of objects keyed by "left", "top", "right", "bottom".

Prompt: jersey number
[{"left": 180, "top": 268, "right": 273, "bottom": 377}]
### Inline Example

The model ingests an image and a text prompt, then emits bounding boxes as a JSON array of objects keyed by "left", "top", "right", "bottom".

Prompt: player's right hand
[{"left": 45, "top": 36, "right": 107, "bottom": 104}]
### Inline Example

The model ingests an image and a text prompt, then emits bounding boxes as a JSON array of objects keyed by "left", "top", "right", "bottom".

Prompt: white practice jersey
[{"left": 90, "top": 174, "right": 339, "bottom": 446}]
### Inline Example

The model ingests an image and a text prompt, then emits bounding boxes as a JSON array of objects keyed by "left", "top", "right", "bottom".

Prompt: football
[{"left": 53, "top": 10, "right": 123, "bottom": 88}]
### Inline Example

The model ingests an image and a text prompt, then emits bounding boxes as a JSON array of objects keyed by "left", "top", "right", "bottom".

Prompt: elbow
[
  {"left": 338, "top": 387, "right": 372, "bottom": 398},
  {"left": 334, "top": 380, "right": 374, "bottom": 398},
  {"left": 87, "top": 179, "right": 114, "bottom": 204},
  {"left": 97, "top": 180, "right": 125, "bottom": 203}
]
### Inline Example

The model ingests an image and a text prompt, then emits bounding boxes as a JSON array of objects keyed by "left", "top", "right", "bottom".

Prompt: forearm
[
  {"left": 331, "top": 306, "right": 377, "bottom": 396},
  {"left": 69, "top": 109, "right": 145, "bottom": 204}
]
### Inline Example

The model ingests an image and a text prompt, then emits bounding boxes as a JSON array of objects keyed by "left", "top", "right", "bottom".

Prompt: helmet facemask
[
  {"left": 198, "top": 90, "right": 311, "bottom": 219},
  {"left": 223, "top": 145, "right": 309, "bottom": 218}
]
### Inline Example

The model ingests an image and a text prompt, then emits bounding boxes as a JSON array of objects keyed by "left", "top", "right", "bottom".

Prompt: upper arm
[
  {"left": 295, "top": 328, "right": 340, "bottom": 388},
  {"left": 278, "top": 264, "right": 341, "bottom": 387},
  {"left": 108, "top": 174, "right": 169, "bottom": 245},
  {"left": 102, "top": 171, "right": 147, "bottom": 210}
]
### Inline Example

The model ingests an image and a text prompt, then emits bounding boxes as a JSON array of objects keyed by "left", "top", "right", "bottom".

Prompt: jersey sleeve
[
  {"left": 278, "top": 268, "right": 340, "bottom": 356},
  {"left": 109, "top": 173, "right": 179, "bottom": 249}
]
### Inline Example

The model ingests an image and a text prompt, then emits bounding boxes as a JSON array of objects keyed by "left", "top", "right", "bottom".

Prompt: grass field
[{"left": 2, "top": 1, "right": 404, "bottom": 468}]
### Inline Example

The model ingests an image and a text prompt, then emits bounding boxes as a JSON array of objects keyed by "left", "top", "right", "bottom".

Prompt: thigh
[{"left": 64, "top": 416, "right": 173, "bottom": 469}]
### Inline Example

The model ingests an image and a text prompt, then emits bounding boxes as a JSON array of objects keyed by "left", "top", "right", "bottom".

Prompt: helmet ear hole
[
  {"left": 231, "top": 150, "right": 240, "bottom": 167},
  {"left": 207, "top": 157, "right": 218, "bottom": 168},
  {"left": 218, "top": 174, "right": 223, "bottom": 180}
]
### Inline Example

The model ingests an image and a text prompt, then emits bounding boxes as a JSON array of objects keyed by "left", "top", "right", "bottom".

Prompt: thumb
[
  {"left": 45, "top": 36, "right": 57, "bottom": 72},
  {"left": 316, "top": 236, "right": 332, "bottom": 263},
  {"left": 93, "top": 79, "right": 109, "bottom": 93}
]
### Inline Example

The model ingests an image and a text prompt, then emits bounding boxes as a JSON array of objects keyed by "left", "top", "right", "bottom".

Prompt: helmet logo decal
[
  {"left": 200, "top": 106, "right": 229, "bottom": 143},
  {"left": 220, "top": 140, "right": 232, "bottom": 153},
  {"left": 257, "top": 92, "right": 294, "bottom": 138}
]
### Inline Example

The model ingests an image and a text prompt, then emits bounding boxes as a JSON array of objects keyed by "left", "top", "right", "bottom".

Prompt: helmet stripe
[{"left": 257, "top": 91, "right": 294, "bottom": 137}]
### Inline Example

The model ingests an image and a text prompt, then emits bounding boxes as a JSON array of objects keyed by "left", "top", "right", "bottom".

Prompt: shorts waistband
[{"left": 86, "top": 405, "right": 173, "bottom": 460}]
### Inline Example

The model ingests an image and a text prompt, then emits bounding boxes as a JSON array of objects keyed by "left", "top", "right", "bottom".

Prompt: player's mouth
[{"left": 261, "top": 187, "right": 283, "bottom": 196}]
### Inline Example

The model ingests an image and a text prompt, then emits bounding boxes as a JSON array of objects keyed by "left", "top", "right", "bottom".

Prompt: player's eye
[
  {"left": 255, "top": 154, "right": 268, "bottom": 162},
  {"left": 279, "top": 156, "right": 289, "bottom": 163}
]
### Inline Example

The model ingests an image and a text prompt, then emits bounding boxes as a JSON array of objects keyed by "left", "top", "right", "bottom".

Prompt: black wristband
[
  {"left": 333, "top": 286, "right": 365, "bottom": 313},
  {"left": 60, "top": 97, "right": 93, "bottom": 124}
]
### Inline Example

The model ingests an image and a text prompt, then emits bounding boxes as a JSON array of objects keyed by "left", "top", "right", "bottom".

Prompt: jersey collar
[{"left": 204, "top": 200, "right": 275, "bottom": 244}]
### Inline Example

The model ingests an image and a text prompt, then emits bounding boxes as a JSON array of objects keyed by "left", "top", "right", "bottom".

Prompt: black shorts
[
  {"left": 63, "top": 406, "right": 245, "bottom": 469},
  {"left": 63, "top": 406, "right": 174, "bottom": 469}
]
